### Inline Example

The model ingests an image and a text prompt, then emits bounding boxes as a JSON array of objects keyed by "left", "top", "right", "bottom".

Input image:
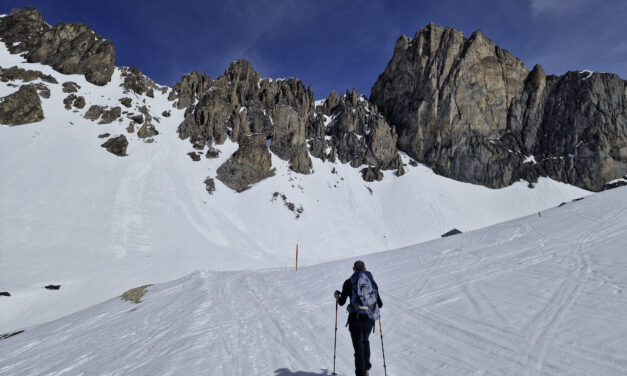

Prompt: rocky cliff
[
  {"left": 371, "top": 23, "right": 627, "bottom": 191},
  {"left": 174, "top": 60, "right": 402, "bottom": 190},
  {"left": 0, "top": 7, "right": 115, "bottom": 85},
  {"left": 3, "top": 7, "right": 623, "bottom": 192}
]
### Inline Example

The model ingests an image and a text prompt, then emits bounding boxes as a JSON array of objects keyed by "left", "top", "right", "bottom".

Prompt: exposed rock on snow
[
  {"left": 0, "top": 8, "right": 115, "bottom": 86},
  {"left": 204, "top": 177, "right": 216, "bottom": 194},
  {"left": 84, "top": 105, "right": 121, "bottom": 124},
  {"left": 63, "top": 94, "right": 85, "bottom": 110},
  {"left": 119, "top": 67, "right": 164, "bottom": 97},
  {"left": 0, "top": 66, "right": 57, "bottom": 83},
  {"left": 216, "top": 133, "right": 275, "bottom": 192},
  {"left": 100, "top": 135, "right": 128, "bottom": 156},
  {"left": 119, "top": 97, "right": 132, "bottom": 108},
  {"left": 62, "top": 81, "right": 80, "bottom": 93},
  {"left": 361, "top": 166, "right": 383, "bottom": 182},
  {"left": 0, "top": 85, "right": 43, "bottom": 125},
  {"left": 121, "top": 285, "right": 152, "bottom": 304}
]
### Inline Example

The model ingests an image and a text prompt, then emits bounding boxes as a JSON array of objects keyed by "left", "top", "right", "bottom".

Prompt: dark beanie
[{"left": 354, "top": 260, "right": 366, "bottom": 271}]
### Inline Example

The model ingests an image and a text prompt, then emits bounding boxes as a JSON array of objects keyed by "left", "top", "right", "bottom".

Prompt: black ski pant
[{"left": 348, "top": 317, "right": 374, "bottom": 376}]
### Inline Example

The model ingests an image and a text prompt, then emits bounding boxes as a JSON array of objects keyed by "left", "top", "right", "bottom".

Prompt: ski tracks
[{"left": 525, "top": 203, "right": 625, "bottom": 375}]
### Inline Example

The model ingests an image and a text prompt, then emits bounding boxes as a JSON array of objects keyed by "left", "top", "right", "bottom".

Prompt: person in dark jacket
[{"left": 334, "top": 260, "right": 383, "bottom": 376}]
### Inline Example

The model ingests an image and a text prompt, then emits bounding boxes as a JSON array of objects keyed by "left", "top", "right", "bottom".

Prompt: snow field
[{"left": 1, "top": 187, "right": 626, "bottom": 375}]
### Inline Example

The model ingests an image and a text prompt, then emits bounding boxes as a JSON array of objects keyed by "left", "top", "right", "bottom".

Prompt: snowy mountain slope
[
  {"left": 0, "top": 41, "right": 591, "bottom": 332},
  {"left": 1, "top": 187, "right": 625, "bottom": 376}
]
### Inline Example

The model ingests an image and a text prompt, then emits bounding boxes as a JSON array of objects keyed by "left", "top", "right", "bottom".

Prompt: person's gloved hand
[{"left": 334, "top": 290, "right": 341, "bottom": 299}]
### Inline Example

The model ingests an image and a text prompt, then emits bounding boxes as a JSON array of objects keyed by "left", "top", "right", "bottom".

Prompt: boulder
[
  {"left": 0, "top": 85, "right": 44, "bottom": 125},
  {"left": 204, "top": 177, "right": 216, "bottom": 194},
  {"left": 101, "top": 135, "right": 128, "bottom": 156},
  {"left": 137, "top": 123, "right": 159, "bottom": 138},
  {"left": 119, "top": 97, "right": 132, "bottom": 108},
  {"left": 62, "top": 81, "right": 80, "bottom": 93},
  {"left": 84, "top": 105, "right": 104, "bottom": 121},
  {"left": 99, "top": 106, "right": 121, "bottom": 124},
  {"left": 361, "top": 166, "right": 383, "bottom": 182},
  {"left": 63, "top": 94, "right": 85, "bottom": 110}
]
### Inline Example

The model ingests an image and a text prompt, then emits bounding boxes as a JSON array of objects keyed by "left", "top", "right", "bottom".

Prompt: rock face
[
  {"left": 509, "top": 69, "right": 627, "bottom": 190},
  {"left": 310, "top": 89, "right": 402, "bottom": 174},
  {"left": 0, "top": 8, "right": 115, "bottom": 86},
  {"left": 168, "top": 71, "right": 211, "bottom": 109},
  {"left": 0, "top": 85, "right": 44, "bottom": 125},
  {"left": 371, "top": 23, "right": 627, "bottom": 191},
  {"left": 177, "top": 59, "right": 314, "bottom": 180},
  {"left": 174, "top": 60, "right": 404, "bottom": 190}
]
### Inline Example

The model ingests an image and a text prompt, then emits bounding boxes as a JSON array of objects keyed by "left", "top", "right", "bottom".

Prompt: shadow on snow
[{"left": 274, "top": 368, "right": 333, "bottom": 376}]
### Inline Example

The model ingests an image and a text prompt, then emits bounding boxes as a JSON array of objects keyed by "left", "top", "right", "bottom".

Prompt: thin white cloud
[{"left": 531, "top": 0, "right": 593, "bottom": 15}]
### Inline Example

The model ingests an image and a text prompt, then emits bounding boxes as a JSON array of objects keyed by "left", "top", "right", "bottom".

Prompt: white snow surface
[
  {"left": 0, "top": 42, "right": 593, "bottom": 334},
  {"left": 1, "top": 187, "right": 626, "bottom": 376}
]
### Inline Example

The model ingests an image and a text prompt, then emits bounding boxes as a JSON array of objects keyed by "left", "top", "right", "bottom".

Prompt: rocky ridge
[
  {"left": 174, "top": 60, "right": 403, "bottom": 190},
  {"left": 0, "top": 7, "right": 115, "bottom": 85},
  {"left": 370, "top": 23, "right": 627, "bottom": 191},
  {"left": 2, "top": 7, "right": 624, "bottom": 192}
]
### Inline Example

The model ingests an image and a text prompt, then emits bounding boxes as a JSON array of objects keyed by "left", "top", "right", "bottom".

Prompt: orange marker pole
[{"left": 296, "top": 244, "right": 299, "bottom": 271}]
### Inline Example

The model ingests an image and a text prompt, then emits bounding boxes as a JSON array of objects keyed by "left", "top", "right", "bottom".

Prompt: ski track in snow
[{"left": 1, "top": 188, "right": 626, "bottom": 376}]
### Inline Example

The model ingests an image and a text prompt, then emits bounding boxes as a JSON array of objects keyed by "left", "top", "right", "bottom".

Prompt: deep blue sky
[{"left": 3, "top": 1, "right": 626, "bottom": 99}]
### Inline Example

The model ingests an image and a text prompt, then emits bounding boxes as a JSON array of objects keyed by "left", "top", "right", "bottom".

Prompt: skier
[{"left": 334, "top": 260, "right": 383, "bottom": 376}]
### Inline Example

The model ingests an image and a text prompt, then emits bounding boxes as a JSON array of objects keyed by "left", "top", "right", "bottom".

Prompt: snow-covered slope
[
  {"left": 0, "top": 42, "right": 590, "bottom": 332},
  {"left": 1, "top": 187, "right": 625, "bottom": 376}
]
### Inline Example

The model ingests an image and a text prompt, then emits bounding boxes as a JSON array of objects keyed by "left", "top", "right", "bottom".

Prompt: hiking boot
[{"left": 365, "top": 370, "right": 369, "bottom": 376}]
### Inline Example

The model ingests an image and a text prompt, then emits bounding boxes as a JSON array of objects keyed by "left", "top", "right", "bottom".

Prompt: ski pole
[
  {"left": 332, "top": 301, "right": 338, "bottom": 375},
  {"left": 379, "top": 317, "right": 388, "bottom": 376}
]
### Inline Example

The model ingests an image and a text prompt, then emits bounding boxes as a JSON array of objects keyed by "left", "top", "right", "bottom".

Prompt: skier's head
[{"left": 353, "top": 260, "right": 366, "bottom": 271}]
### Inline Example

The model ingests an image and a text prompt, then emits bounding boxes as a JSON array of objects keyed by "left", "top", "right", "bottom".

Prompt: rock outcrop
[
  {"left": 84, "top": 105, "right": 121, "bottom": 124},
  {"left": 120, "top": 67, "right": 165, "bottom": 97},
  {"left": 216, "top": 133, "right": 275, "bottom": 192},
  {"left": 101, "top": 135, "right": 128, "bottom": 156},
  {"left": 0, "top": 66, "right": 57, "bottom": 84},
  {"left": 0, "top": 85, "right": 44, "bottom": 125},
  {"left": 176, "top": 59, "right": 314, "bottom": 180},
  {"left": 310, "top": 89, "right": 402, "bottom": 174},
  {"left": 0, "top": 7, "right": 115, "bottom": 86},
  {"left": 371, "top": 23, "right": 627, "bottom": 191},
  {"left": 168, "top": 71, "right": 211, "bottom": 109},
  {"left": 174, "top": 60, "right": 405, "bottom": 190}
]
